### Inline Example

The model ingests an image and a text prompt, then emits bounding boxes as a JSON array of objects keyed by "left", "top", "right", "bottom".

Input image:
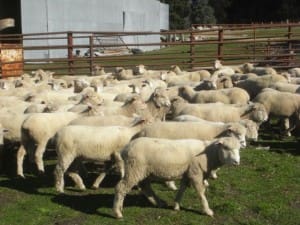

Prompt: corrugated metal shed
[{"left": 20, "top": 0, "right": 169, "bottom": 59}]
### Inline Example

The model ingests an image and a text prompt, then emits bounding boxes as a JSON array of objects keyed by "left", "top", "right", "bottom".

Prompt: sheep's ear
[
  {"left": 2, "top": 128, "right": 9, "bottom": 133},
  {"left": 161, "top": 73, "right": 167, "bottom": 81},
  {"left": 215, "top": 139, "right": 224, "bottom": 145}
]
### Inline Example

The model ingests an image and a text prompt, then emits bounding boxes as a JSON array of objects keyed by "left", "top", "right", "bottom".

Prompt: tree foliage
[{"left": 161, "top": 0, "right": 300, "bottom": 29}]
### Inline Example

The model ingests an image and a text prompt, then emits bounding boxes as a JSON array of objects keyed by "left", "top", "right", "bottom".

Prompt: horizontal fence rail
[{"left": 0, "top": 23, "right": 300, "bottom": 77}]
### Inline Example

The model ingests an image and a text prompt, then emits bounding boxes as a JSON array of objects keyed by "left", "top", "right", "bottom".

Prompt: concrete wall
[{"left": 20, "top": 0, "right": 169, "bottom": 59}]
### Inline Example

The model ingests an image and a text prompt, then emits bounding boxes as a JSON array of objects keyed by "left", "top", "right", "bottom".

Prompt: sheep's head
[
  {"left": 214, "top": 137, "right": 241, "bottom": 166},
  {"left": 242, "top": 63, "right": 254, "bottom": 73},
  {"left": 240, "top": 119, "right": 259, "bottom": 142},
  {"left": 224, "top": 123, "right": 247, "bottom": 148},
  {"left": 79, "top": 89, "right": 104, "bottom": 106},
  {"left": 242, "top": 102, "right": 268, "bottom": 124},
  {"left": 217, "top": 76, "right": 233, "bottom": 89},
  {"left": 213, "top": 59, "right": 223, "bottom": 70},
  {"left": 194, "top": 79, "right": 217, "bottom": 91},
  {"left": 170, "top": 65, "right": 181, "bottom": 74},
  {"left": 150, "top": 87, "right": 171, "bottom": 108}
]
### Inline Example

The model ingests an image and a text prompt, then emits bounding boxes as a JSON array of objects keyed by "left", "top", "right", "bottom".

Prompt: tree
[
  {"left": 191, "top": 0, "right": 216, "bottom": 24},
  {"left": 161, "top": 0, "right": 191, "bottom": 29}
]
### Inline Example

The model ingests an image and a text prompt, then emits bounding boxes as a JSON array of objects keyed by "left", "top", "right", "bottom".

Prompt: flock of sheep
[{"left": 0, "top": 60, "right": 299, "bottom": 219}]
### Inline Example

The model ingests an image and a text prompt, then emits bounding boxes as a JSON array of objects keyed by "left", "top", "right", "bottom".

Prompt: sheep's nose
[
  {"left": 232, "top": 159, "right": 240, "bottom": 166},
  {"left": 241, "top": 141, "right": 247, "bottom": 148}
]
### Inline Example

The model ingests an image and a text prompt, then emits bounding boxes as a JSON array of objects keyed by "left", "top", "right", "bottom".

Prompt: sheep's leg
[
  {"left": 67, "top": 172, "right": 86, "bottom": 190},
  {"left": 190, "top": 177, "right": 214, "bottom": 217},
  {"left": 34, "top": 141, "right": 47, "bottom": 174},
  {"left": 174, "top": 176, "right": 189, "bottom": 211},
  {"left": 139, "top": 180, "right": 165, "bottom": 207},
  {"left": 66, "top": 159, "right": 86, "bottom": 190},
  {"left": 112, "top": 152, "right": 124, "bottom": 178},
  {"left": 16, "top": 145, "right": 26, "bottom": 178},
  {"left": 165, "top": 181, "right": 178, "bottom": 191},
  {"left": 113, "top": 179, "right": 137, "bottom": 219},
  {"left": 54, "top": 155, "right": 75, "bottom": 193},
  {"left": 113, "top": 165, "right": 146, "bottom": 219},
  {"left": 210, "top": 168, "right": 220, "bottom": 179},
  {"left": 91, "top": 172, "right": 107, "bottom": 189}
]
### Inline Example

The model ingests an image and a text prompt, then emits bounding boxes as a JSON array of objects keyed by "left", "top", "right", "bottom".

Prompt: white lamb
[
  {"left": 54, "top": 118, "right": 148, "bottom": 193},
  {"left": 113, "top": 136, "right": 242, "bottom": 218}
]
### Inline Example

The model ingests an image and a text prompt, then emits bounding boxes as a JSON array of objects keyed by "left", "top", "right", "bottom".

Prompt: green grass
[{"left": 0, "top": 136, "right": 299, "bottom": 225}]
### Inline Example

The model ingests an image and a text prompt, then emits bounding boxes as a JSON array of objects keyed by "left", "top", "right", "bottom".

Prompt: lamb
[
  {"left": 170, "top": 65, "right": 211, "bottom": 80},
  {"left": 173, "top": 116, "right": 259, "bottom": 141},
  {"left": 242, "top": 63, "right": 277, "bottom": 75},
  {"left": 253, "top": 89, "right": 300, "bottom": 136},
  {"left": 54, "top": 118, "right": 148, "bottom": 193},
  {"left": 100, "top": 88, "right": 171, "bottom": 121},
  {"left": 288, "top": 68, "right": 300, "bottom": 77},
  {"left": 113, "top": 136, "right": 242, "bottom": 218},
  {"left": 169, "top": 97, "right": 268, "bottom": 124},
  {"left": 0, "top": 123, "right": 9, "bottom": 172},
  {"left": 212, "top": 60, "right": 235, "bottom": 77},
  {"left": 269, "top": 82, "right": 300, "bottom": 94},
  {"left": 235, "top": 74, "right": 289, "bottom": 99},
  {"left": 179, "top": 86, "right": 250, "bottom": 104},
  {"left": 17, "top": 106, "right": 101, "bottom": 178},
  {"left": 134, "top": 120, "right": 247, "bottom": 148}
]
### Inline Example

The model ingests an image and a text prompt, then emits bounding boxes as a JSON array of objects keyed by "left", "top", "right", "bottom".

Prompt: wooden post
[
  {"left": 218, "top": 29, "right": 224, "bottom": 60},
  {"left": 89, "top": 35, "right": 94, "bottom": 75},
  {"left": 189, "top": 31, "right": 195, "bottom": 69},
  {"left": 67, "top": 32, "right": 74, "bottom": 74}
]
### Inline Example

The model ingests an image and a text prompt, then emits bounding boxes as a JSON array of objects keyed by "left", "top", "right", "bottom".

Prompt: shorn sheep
[
  {"left": 113, "top": 136, "right": 242, "bottom": 218},
  {"left": 54, "top": 118, "right": 148, "bottom": 193}
]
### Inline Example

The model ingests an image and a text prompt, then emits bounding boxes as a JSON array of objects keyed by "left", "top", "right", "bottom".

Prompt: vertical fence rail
[
  {"left": 218, "top": 29, "right": 224, "bottom": 60},
  {"left": 253, "top": 26, "right": 256, "bottom": 61},
  {"left": 189, "top": 31, "right": 195, "bottom": 69},
  {"left": 67, "top": 32, "right": 74, "bottom": 74},
  {"left": 89, "top": 35, "right": 94, "bottom": 74}
]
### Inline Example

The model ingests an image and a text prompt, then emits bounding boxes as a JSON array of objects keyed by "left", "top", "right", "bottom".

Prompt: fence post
[
  {"left": 253, "top": 26, "right": 256, "bottom": 61},
  {"left": 89, "top": 35, "right": 94, "bottom": 75},
  {"left": 217, "top": 29, "right": 224, "bottom": 60},
  {"left": 189, "top": 30, "right": 195, "bottom": 69},
  {"left": 67, "top": 32, "right": 74, "bottom": 74},
  {"left": 287, "top": 24, "right": 293, "bottom": 66}
]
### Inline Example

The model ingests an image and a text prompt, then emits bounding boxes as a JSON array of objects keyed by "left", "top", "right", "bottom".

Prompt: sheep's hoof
[
  {"left": 17, "top": 174, "right": 25, "bottom": 179},
  {"left": 91, "top": 185, "right": 98, "bottom": 190},
  {"left": 174, "top": 203, "right": 180, "bottom": 211},
  {"left": 204, "top": 208, "right": 214, "bottom": 217},
  {"left": 113, "top": 210, "right": 123, "bottom": 219}
]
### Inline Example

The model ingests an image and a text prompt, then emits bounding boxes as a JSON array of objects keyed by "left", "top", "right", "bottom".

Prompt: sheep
[
  {"left": 235, "top": 74, "right": 289, "bottom": 99},
  {"left": 113, "top": 136, "right": 242, "bottom": 218},
  {"left": 269, "top": 82, "right": 300, "bottom": 94},
  {"left": 170, "top": 65, "right": 211, "bottom": 80},
  {"left": 253, "top": 89, "right": 300, "bottom": 136},
  {"left": 193, "top": 79, "right": 217, "bottom": 91},
  {"left": 161, "top": 71, "right": 200, "bottom": 87},
  {"left": 54, "top": 118, "right": 148, "bottom": 193},
  {"left": 134, "top": 121, "right": 247, "bottom": 148},
  {"left": 288, "top": 68, "right": 300, "bottom": 77},
  {"left": 173, "top": 115, "right": 259, "bottom": 142},
  {"left": 0, "top": 123, "right": 9, "bottom": 172},
  {"left": 100, "top": 87, "right": 171, "bottom": 121},
  {"left": 212, "top": 60, "right": 235, "bottom": 77},
  {"left": 17, "top": 106, "right": 101, "bottom": 178},
  {"left": 169, "top": 97, "right": 268, "bottom": 124},
  {"left": 242, "top": 63, "right": 277, "bottom": 75},
  {"left": 179, "top": 86, "right": 250, "bottom": 104}
]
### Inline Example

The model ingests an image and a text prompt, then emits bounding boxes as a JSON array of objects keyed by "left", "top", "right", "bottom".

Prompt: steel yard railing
[{"left": 0, "top": 23, "right": 299, "bottom": 77}]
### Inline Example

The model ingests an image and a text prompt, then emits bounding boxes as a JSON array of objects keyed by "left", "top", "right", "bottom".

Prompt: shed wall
[{"left": 20, "top": 0, "right": 169, "bottom": 59}]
